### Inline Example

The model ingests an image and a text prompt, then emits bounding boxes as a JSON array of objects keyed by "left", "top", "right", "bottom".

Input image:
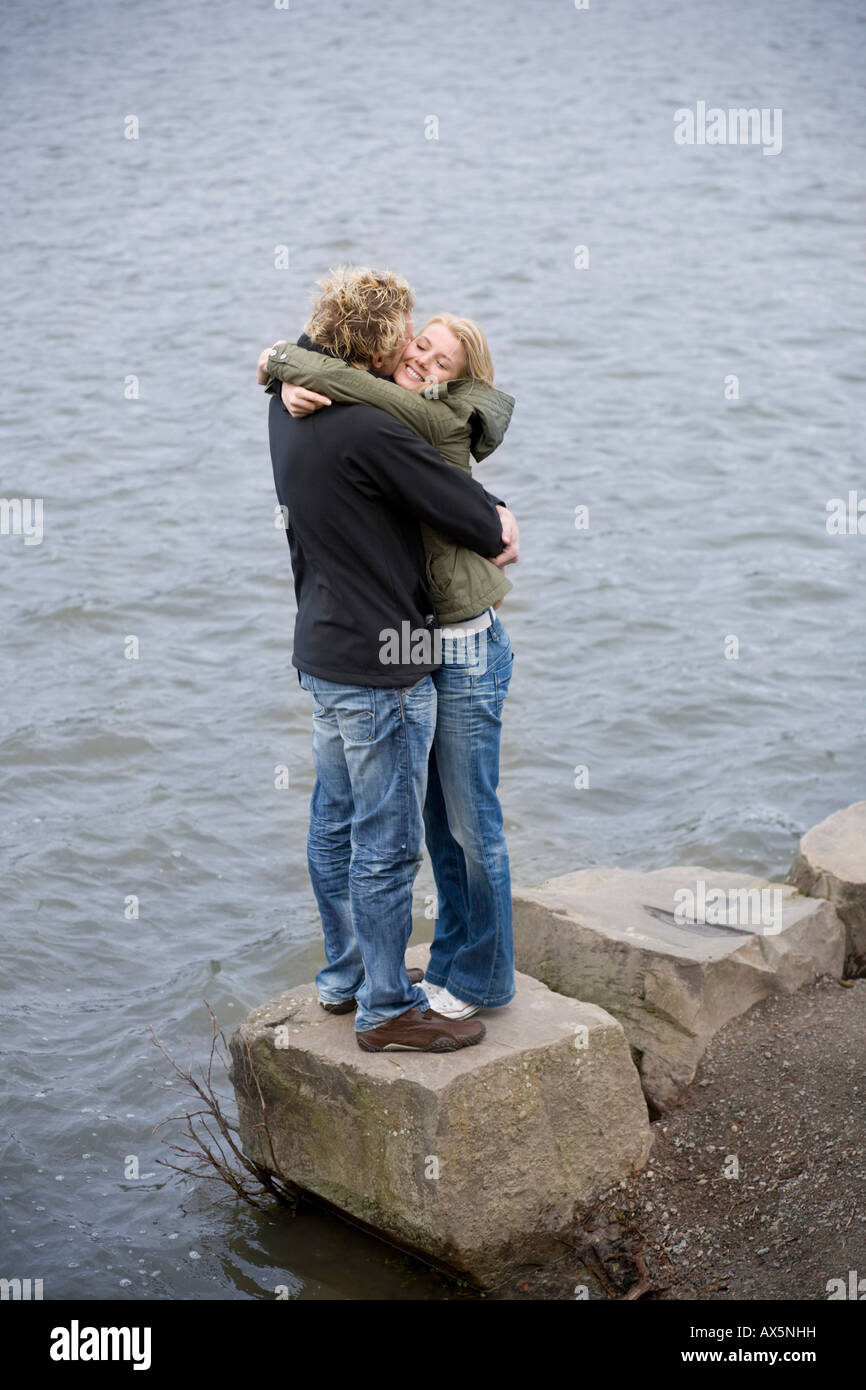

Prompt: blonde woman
[{"left": 261, "top": 309, "right": 518, "bottom": 1020}]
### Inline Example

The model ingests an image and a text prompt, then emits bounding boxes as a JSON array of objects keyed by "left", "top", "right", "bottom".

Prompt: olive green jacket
[{"left": 264, "top": 342, "right": 515, "bottom": 624}]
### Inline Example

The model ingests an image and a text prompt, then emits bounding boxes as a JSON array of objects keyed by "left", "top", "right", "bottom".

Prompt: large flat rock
[
  {"left": 513, "top": 866, "right": 845, "bottom": 1112},
  {"left": 229, "top": 944, "right": 652, "bottom": 1288},
  {"left": 787, "top": 801, "right": 866, "bottom": 976}
]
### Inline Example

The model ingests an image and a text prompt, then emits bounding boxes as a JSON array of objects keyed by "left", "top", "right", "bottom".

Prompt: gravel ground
[{"left": 494, "top": 975, "right": 866, "bottom": 1301}]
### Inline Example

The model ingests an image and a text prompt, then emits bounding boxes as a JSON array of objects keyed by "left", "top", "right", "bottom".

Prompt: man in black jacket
[{"left": 265, "top": 269, "right": 514, "bottom": 1052}]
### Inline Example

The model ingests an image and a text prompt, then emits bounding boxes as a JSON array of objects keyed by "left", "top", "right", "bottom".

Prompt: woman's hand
[
  {"left": 256, "top": 347, "right": 274, "bottom": 385},
  {"left": 491, "top": 505, "right": 519, "bottom": 567},
  {"left": 280, "top": 381, "right": 333, "bottom": 417}
]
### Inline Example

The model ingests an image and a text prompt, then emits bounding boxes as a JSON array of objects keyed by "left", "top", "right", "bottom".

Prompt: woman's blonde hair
[
  {"left": 306, "top": 266, "right": 415, "bottom": 370},
  {"left": 422, "top": 312, "right": 495, "bottom": 386}
]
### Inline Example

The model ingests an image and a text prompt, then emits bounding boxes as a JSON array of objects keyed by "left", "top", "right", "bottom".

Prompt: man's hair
[{"left": 305, "top": 266, "right": 414, "bottom": 369}]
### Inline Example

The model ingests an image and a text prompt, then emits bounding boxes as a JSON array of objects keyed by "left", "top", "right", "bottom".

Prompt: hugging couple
[{"left": 258, "top": 266, "right": 520, "bottom": 1053}]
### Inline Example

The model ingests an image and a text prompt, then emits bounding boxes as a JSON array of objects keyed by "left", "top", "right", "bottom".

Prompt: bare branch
[{"left": 150, "top": 1005, "right": 299, "bottom": 1213}]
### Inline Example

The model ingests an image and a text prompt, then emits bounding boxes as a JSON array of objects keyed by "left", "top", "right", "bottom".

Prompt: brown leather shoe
[
  {"left": 319, "top": 967, "right": 425, "bottom": 1015},
  {"left": 319, "top": 997, "right": 357, "bottom": 1015},
  {"left": 356, "top": 1007, "right": 485, "bottom": 1053}
]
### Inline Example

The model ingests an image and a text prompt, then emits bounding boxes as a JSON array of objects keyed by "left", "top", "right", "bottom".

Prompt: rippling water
[{"left": 1, "top": 0, "right": 864, "bottom": 1300}]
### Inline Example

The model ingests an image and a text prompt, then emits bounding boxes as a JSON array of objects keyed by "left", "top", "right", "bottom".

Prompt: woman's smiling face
[{"left": 393, "top": 320, "right": 467, "bottom": 390}]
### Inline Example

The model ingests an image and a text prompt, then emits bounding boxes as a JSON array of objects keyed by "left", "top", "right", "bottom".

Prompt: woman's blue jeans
[{"left": 422, "top": 613, "right": 516, "bottom": 1008}]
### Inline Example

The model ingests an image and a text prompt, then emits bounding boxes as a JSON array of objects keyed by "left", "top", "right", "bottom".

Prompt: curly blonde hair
[{"left": 305, "top": 266, "right": 414, "bottom": 370}]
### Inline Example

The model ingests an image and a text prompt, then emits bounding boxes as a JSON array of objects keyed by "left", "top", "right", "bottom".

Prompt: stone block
[
  {"left": 787, "top": 801, "right": 866, "bottom": 975},
  {"left": 229, "top": 945, "right": 652, "bottom": 1288},
  {"left": 513, "top": 866, "right": 845, "bottom": 1111}
]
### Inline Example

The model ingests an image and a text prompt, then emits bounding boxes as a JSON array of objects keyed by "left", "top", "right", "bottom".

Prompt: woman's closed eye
[{"left": 417, "top": 337, "right": 449, "bottom": 368}]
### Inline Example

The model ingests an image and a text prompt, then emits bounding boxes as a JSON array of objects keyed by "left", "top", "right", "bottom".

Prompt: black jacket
[{"left": 268, "top": 361, "right": 505, "bottom": 687}]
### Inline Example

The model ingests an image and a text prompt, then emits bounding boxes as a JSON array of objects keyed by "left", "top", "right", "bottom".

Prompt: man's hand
[
  {"left": 490, "top": 505, "right": 519, "bottom": 567},
  {"left": 280, "top": 381, "right": 332, "bottom": 417}
]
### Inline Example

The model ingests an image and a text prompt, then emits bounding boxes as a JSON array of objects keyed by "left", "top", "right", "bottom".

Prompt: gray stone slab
[
  {"left": 787, "top": 801, "right": 866, "bottom": 975},
  {"left": 229, "top": 944, "right": 652, "bottom": 1288},
  {"left": 513, "top": 866, "right": 846, "bottom": 1112}
]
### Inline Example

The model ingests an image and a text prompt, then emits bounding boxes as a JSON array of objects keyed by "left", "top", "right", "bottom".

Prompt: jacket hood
[{"left": 460, "top": 382, "right": 515, "bottom": 461}]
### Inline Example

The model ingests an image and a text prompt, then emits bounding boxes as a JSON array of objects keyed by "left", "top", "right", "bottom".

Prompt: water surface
[{"left": 1, "top": 0, "right": 863, "bottom": 1300}]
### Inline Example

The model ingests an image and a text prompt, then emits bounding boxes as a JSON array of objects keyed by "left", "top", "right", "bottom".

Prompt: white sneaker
[
  {"left": 426, "top": 985, "right": 480, "bottom": 1020},
  {"left": 422, "top": 981, "right": 443, "bottom": 1011}
]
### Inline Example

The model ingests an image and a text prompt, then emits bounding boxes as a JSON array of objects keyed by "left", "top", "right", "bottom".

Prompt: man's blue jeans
[
  {"left": 422, "top": 614, "right": 516, "bottom": 1008},
  {"left": 298, "top": 669, "right": 434, "bottom": 1031}
]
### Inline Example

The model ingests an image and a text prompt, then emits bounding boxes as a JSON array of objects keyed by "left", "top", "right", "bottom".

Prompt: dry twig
[{"left": 151, "top": 1003, "right": 299, "bottom": 1212}]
